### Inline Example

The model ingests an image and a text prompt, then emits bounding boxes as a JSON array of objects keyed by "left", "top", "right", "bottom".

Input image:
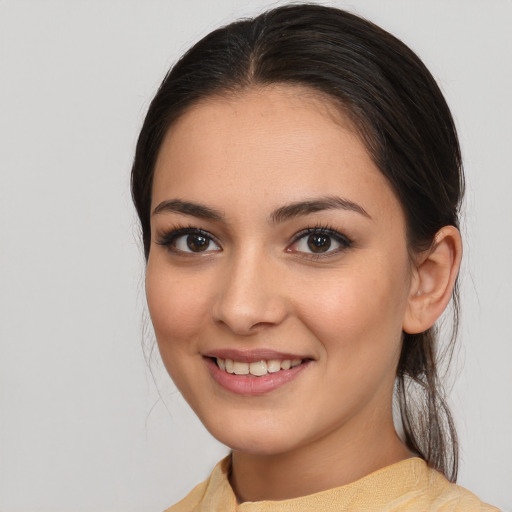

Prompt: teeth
[
  {"left": 233, "top": 361, "right": 249, "bottom": 375},
  {"left": 249, "top": 360, "right": 267, "bottom": 376},
  {"left": 215, "top": 357, "right": 303, "bottom": 376},
  {"left": 267, "top": 360, "right": 281, "bottom": 373}
]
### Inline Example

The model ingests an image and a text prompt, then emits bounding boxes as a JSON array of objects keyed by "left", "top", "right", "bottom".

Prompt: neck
[{"left": 230, "top": 412, "right": 413, "bottom": 502}]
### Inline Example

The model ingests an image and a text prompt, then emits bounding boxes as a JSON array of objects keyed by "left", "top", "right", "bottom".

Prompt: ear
[{"left": 403, "top": 226, "right": 462, "bottom": 334}]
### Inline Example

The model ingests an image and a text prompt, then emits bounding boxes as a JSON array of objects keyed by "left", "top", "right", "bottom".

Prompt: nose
[{"left": 211, "top": 250, "right": 288, "bottom": 336}]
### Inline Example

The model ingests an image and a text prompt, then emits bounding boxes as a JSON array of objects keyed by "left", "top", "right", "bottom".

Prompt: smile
[
  {"left": 215, "top": 357, "right": 302, "bottom": 377},
  {"left": 204, "top": 352, "right": 311, "bottom": 395}
]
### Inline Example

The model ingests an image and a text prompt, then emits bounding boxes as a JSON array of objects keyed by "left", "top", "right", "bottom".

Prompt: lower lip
[{"left": 205, "top": 358, "right": 310, "bottom": 396}]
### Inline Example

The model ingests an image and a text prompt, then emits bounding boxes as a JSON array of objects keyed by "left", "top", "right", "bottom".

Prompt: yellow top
[{"left": 166, "top": 456, "right": 500, "bottom": 511}]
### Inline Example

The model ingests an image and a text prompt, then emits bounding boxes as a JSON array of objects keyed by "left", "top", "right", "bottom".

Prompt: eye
[
  {"left": 156, "top": 228, "right": 221, "bottom": 254},
  {"left": 288, "top": 227, "right": 352, "bottom": 256}
]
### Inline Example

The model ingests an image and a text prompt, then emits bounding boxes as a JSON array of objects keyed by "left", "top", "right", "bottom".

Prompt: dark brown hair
[{"left": 131, "top": 3, "right": 463, "bottom": 481}]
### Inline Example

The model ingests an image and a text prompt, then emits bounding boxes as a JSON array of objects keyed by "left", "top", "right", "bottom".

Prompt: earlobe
[{"left": 403, "top": 226, "right": 462, "bottom": 334}]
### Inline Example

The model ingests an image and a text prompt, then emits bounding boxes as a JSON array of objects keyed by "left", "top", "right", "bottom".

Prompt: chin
[
  {"left": 221, "top": 435, "right": 300, "bottom": 457},
  {"left": 204, "top": 415, "right": 306, "bottom": 457}
]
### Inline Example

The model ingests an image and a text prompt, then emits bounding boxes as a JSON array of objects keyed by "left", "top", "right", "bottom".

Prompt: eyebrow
[
  {"left": 269, "top": 196, "right": 371, "bottom": 223},
  {"left": 152, "top": 195, "right": 371, "bottom": 223},
  {"left": 152, "top": 199, "right": 224, "bottom": 221}
]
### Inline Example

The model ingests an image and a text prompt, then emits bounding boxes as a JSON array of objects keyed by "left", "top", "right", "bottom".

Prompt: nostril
[{"left": 212, "top": 314, "right": 279, "bottom": 336}]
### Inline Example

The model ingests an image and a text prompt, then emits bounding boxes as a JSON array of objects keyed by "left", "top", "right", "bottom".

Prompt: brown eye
[
  {"left": 157, "top": 228, "right": 221, "bottom": 254},
  {"left": 307, "top": 234, "right": 331, "bottom": 253},
  {"left": 186, "top": 234, "right": 210, "bottom": 252},
  {"left": 288, "top": 227, "right": 352, "bottom": 257}
]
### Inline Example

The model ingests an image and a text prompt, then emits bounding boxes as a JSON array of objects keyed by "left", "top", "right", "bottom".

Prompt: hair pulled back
[{"left": 131, "top": 4, "right": 463, "bottom": 481}]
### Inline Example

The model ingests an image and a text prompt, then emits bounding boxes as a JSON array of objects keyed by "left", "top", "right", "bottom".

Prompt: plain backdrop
[{"left": 1, "top": 1, "right": 511, "bottom": 511}]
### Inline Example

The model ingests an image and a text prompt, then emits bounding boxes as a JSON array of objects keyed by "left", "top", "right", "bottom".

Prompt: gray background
[{"left": 1, "top": 0, "right": 511, "bottom": 510}]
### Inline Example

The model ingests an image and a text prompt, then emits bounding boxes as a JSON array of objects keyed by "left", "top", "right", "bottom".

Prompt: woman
[{"left": 131, "top": 4, "right": 500, "bottom": 510}]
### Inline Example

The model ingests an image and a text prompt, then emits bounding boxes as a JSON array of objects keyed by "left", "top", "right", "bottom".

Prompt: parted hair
[{"left": 131, "top": 3, "right": 463, "bottom": 481}]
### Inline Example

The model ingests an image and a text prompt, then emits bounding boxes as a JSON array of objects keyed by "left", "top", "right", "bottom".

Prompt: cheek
[
  {"left": 294, "top": 257, "right": 410, "bottom": 356},
  {"left": 145, "top": 261, "right": 210, "bottom": 346},
  {"left": 145, "top": 262, "right": 215, "bottom": 399}
]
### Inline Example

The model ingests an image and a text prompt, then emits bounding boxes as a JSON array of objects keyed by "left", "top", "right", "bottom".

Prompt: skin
[{"left": 145, "top": 85, "right": 461, "bottom": 501}]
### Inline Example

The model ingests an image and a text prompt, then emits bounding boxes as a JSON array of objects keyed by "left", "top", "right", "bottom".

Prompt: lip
[{"left": 204, "top": 355, "right": 311, "bottom": 396}]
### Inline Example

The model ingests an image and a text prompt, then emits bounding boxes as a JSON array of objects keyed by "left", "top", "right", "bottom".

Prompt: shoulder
[
  {"left": 420, "top": 464, "right": 501, "bottom": 512},
  {"left": 352, "top": 457, "right": 501, "bottom": 512},
  {"left": 164, "top": 480, "right": 208, "bottom": 512},
  {"left": 163, "top": 456, "right": 233, "bottom": 512}
]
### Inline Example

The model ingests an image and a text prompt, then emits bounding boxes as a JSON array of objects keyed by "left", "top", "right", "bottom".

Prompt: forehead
[{"left": 152, "top": 85, "right": 401, "bottom": 226}]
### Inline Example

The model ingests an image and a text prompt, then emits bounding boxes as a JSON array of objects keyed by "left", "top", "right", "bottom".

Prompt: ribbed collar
[{"left": 195, "top": 455, "right": 446, "bottom": 511}]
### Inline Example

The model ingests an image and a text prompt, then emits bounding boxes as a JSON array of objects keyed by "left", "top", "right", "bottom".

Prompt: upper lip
[{"left": 203, "top": 348, "right": 311, "bottom": 363}]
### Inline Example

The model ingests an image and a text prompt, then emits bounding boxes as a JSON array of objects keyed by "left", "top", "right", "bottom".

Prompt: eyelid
[
  {"left": 287, "top": 226, "right": 353, "bottom": 256},
  {"left": 155, "top": 226, "right": 222, "bottom": 253}
]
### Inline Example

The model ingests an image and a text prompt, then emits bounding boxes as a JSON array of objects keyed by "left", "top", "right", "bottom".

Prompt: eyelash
[
  {"left": 288, "top": 225, "right": 353, "bottom": 258},
  {"left": 155, "top": 224, "right": 353, "bottom": 257},
  {"left": 155, "top": 225, "right": 221, "bottom": 254}
]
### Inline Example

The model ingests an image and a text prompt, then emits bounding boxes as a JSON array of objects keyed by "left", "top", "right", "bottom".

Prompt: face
[{"left": 146, "top": 86, "right": 414, "bottom": 456}]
